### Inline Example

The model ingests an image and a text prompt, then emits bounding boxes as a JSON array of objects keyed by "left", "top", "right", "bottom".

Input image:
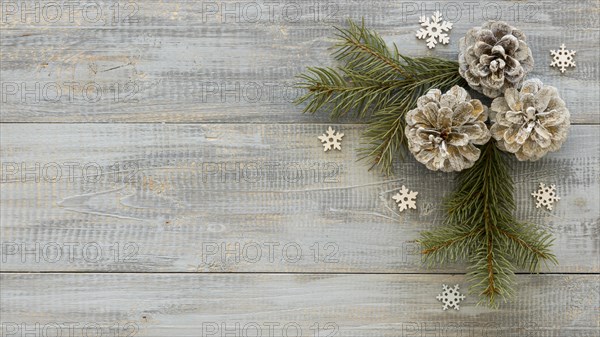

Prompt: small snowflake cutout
[
  {"left": 318, "top": 126, "right": 344, "bottom": 152},
  {"left": 416, "top": 11, "right": 453, "bottom": 49},
  {"left": 392, "top": 185, "right": 418, "bottom": 212},
  {"left": 436, "top": 284, "right": 466, "bottom": 311},
  {"left": 550, "top": 44, "right": 576, "bottom": 73},
  {"left": 531, "top": 183, "right": 560, "bottom": 210}
]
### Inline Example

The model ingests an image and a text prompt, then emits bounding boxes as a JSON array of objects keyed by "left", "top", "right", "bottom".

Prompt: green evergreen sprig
[
  {"left": 294, "top": 20, "right": 557, "bottom": 307},
  {"left": 294, "top": 19, "right": 465, "bottom": 174},
  {"left": 419, "top": 142, "right": 557, "bottom": 307}
]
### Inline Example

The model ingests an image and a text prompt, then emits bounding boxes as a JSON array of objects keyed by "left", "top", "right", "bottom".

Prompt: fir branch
[
  {"left": 295, "top": 67, "right": 407, "bottom": 119},
  {"left": 468, "top": 243, "right": 516, "bottom": 306},
  {"left": 293, "top": 19, "right": 557, "bottom": 308},
  {"left": 294, "top": 19, "right": 465, "bottom": 175},
  {"left": 357, "top": 106, "right": 408, "bottom": 170},
  {"left": 332, "top": 19, "right": 415, "bottom": 81},
  {"left": 498, "top": 223, "right": 558, "bottom": 272},
  {"left": 419, "top": 225, "right": 481, "bottom": 265},
  {"left": 419, "top": 142, "right": 558, "bottom": 307}
]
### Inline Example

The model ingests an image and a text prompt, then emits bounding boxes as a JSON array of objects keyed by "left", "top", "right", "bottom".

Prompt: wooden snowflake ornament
[
  {"left": 416, "top": 11, "right": 453, "bottom": 49},
  {"left": 318, "top": 126, "right": 344, "bottom": 152},
  {"left": 392, "top": 185, "right": 418, "bottom": 212},
  {"left": 436, "top": 284, "right": 466, "bottom": 310},
  {"left": 550, "top": 44, "right": 576, "bottom": 73},
  {"left": 532, "top": 183, "right": 560, "bottom": 210}
]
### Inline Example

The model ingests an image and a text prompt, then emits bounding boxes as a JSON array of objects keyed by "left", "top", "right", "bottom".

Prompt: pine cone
[
  {"left": 405, "top": 86, "right": 491, "bottom": 172},
  {"left": 490, "top": 79, "right": 570, "bottom": 161},
  {"left": 459, "top": 21, "right": 534, "bottom": 98}
]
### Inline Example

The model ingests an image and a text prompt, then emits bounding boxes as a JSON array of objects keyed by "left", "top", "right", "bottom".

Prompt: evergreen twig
[
  {"left": 294, "top": 19, "right": 465, "bottom": 174},
  {"left": 293, "top": 19, "right": 557, "bottom": 307},
  {"left": 419, "top": 142, "right": 557, "bottom": 307}
]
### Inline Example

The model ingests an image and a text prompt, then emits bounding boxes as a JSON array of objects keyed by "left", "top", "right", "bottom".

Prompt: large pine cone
[
  {"left": 490, "top": 79, "right": 570, "bottom": 161},
  {"left": 405, "top": 86, "right": 491, "bottom": 172},
  {"left": 459, "top": 21, "right": 534, "bottom": 98}
]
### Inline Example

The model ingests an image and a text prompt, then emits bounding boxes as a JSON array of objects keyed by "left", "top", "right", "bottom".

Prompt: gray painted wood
[
  {"left": 1, "top": 273, "right": 598, "bottom": 336},
  {"left": 1, "top": 0, "right": 598, "bottom": 123},
  {"left": 1, "top": 0, "right": 599, "bottom": 332},
  {"left": 1, "top": 124, "right": 598, "bottom": 272}
]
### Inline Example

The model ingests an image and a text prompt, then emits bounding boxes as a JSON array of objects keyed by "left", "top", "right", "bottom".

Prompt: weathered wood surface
[
  {"left": 1, "top": 0, "right": 599, "bottom": 333},
  {"left": 1, "top": 273, "right": 598, "bottom": 336},
  {"left": 1, "top": 0, "right": 598, "bottom": 123},
  {"left": 1, "top": 124, "right": 598, "bottom": 273}
]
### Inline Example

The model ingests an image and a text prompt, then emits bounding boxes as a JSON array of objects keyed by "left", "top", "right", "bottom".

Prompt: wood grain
[
  {"left": 1, "top": 123, "right": 598, "bottom": 273},
  {"left": 1, "top": 273, "right": 598, "bottom": 336},
  {"left": 1, "top": 0, "right": 598, "bottom": 123},
  {"left": 1, "top": 0, "right": 599, "bottom": 332}
]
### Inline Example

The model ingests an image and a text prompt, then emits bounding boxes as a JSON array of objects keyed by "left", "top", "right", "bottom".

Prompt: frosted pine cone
[
  {"left": 459, "top": 21, "right": 534, "bottom": 98},
  {"left": 405, "top": 86, "right": 491, "bottom": 172},
  {"left": 490, "top": 79, "right": 570, "bottom": 161}
]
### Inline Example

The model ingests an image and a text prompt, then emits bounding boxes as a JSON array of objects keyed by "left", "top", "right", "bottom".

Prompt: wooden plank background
[
  {"left": 1, "top": 0, "right": 599, "bottom": 336},
  {"left": 1, "top": 0, "right": 598, "bottom": 123},
  {"left": 1, "top": 124, "right": 598, "bottom": 273},
  {"left": 1, "top": 274, "right": 598, "bottom": 336}
]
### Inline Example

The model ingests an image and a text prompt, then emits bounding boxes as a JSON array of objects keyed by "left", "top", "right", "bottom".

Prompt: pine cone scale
[
  {"left": 504, "top": 57, "right": 521, "bottom": 73},
  {"left": 446, "top": 146, "right": 467, "bottom": 171},
  {"left": 515, "top": 45, "right": 534, "bottom": 72},
  {"left": 458, "top": 144, "right": 480, "bottom": 162},
  {"left": 491, "top": 45, "right": 508, "bottom": 58},
  {"left": 475, "top": 41, "right": 492, "bottom": 54},
  {"left": 491, "top": 21, "right": 513, "bottom": 38},
  {"left": 476, "top": 29, "right": 496, "bottom": 45},
  {"left": 534, "top": 86, "right": 557, "bottom": 112},
  {"left": 538, "top": 109, "right": 567, "bottom": 127},
  {"left": 465, "top": 123, "right": 490, "bottom": 144},
  {"left": 500, "top": 34, "right": 518, "bottom": 50},
  {"left": 463, "top": 68, "right": 482, "bottom": 86},
  {"left": 451, "top": 103, "right": 473, "bottom": 125},
  {"left": 504, "top": 123, "right": 528, "bottom": 145},
  {"left": 504, "top": 89, "right": 520, "bottom": 110},
  {"left": 438, "top": 107, "right": 454, "bottom": 128},
  {"left": 446, "top": 133, "right": 469, "bottom": 147},
  {"left": 534, "top": 124, "right": 552, "bottom": 145}
]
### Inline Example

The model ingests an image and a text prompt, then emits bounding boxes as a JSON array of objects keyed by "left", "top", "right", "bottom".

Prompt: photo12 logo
[
  {"left": 200, "top": 1, "right": 339, "bottom": 23},
  {"left": 1, "top": 81, "right": 139, "bottom": 104},
  {"left": 400, "top": 321, "right": 538, "bottom": 337},
  {"left": 198, "top": 81, "right": 303, "bottom": 104},
  {"left": 197, "top": 161, "right": 340, "bottom": 184},
  {"left": 2, "top": 322, "right": 139, "bottom": 337},
  {"left": 400, "top": 1, "right": 540, "bottom": 23},
  {"left": 1, "top": 1, "right": 139, "bottom": 25},
  {"left": 1, "top": 161, "right": 140, "bottom": 183},
  {"left": 200, "top": 322, "right": 339, "bottom": 337},
  {"left": 1, "top": 241, "right": 139, "bottom": 264},
  {"left": 198, "top": 241, "right": 340, "bottom": 267}
]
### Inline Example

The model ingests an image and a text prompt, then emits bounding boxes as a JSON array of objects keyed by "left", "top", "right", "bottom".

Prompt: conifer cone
[
  {"left": 405, "top": 86, "right": 491, "bottom": 172},
  {"left": 490, "top": 79, "right": 570, "bottom": 161},
  {"left": 459, "top": 21, "right": 534, "bottom": 98}
]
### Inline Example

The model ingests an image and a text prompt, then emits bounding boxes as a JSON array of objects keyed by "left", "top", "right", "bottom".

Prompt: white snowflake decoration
[
  {"left": 531, "top": 183, "right": 560, "bottom": 210},
  {"left": 416, "top": 11, "right": 453, "bottom": 49},
  {"left": 318, "top": 126, "right": 344, "bottom": 152},
  {"left": 392, "top": 185, "right": 418, "bottom": 212},
  {"left": 550, "top": 44, "right": 576, "bottom": 73},
  {"left": 436, "top": 284, "right": 466, "bottom": 311}
]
